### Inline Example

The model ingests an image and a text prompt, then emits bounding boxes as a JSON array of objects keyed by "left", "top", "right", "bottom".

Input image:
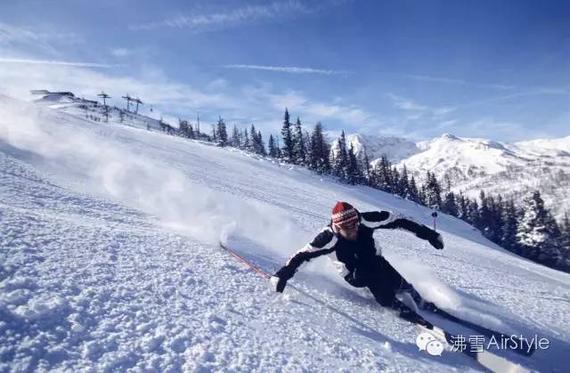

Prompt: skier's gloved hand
[
  {"left": 270, "top": 276, "right": 287, "bottom": 293},
  {"left": 429, "top": 232, "right": 444, "bottom": 250},
  {"left": 271, "top": 266, "right": 295, "bottom": 293}
]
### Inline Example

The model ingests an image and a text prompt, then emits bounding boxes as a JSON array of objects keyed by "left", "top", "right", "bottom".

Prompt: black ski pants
[{"left": 344, "top": 256, "right": 410, "bottom": 307}]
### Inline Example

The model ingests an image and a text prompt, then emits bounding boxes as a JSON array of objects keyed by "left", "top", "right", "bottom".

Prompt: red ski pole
[{"left": 219, "top": 242, "right": 271, "bottom": 279}]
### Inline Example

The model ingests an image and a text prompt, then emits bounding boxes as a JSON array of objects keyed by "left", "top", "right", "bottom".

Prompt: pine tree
[
  {"left": 559, "top": 212, "right": 570, "bottom": 271},
  {"left": 216, "top": 117, "right": 228, "bottom": 146},
  {"left": 371, "top": 155, "right": 393, "bottom": 192},
  {"left": 308, "top": 122, "right": 330, "bottom": 174},
  {"left": 346, "top": 144, "right": 361, "bottom": 185},
  {"left": 442, "top": 191, "right": 459, "bottom": 217},
  {"left": 479, "top": 190, "right": 493, "bottom": 239},
  {"left": 292, "top": 117, "right": 306, "bottom": 165},
  {"left": 424, "top": 171, "right": 442, "bottom": 209},
  {"left": 257, "top": 130, "right": 266, "bottom": 156},
  {"left": 230, "top": 125, "right": 241, "bottom": 148},
  {"left": 391, "top": 167, "right": 401, "bottom": 196},
  {"left": 457, "top": 192, "right": 468, "bottom": 220},
  {"left": 268, "top": 134, "right": 278, "bottom": 158},
  {"left": 304, "top": 130, "right": 311, "bottom": 162},
  {"left": 361, "top": 151, "right": 371, "bottom": 186},
  {"left": 409, "top": 175, "right": 420, "bottom": 203},
  {"left": 179, "top": 119, "right": 190, "bottom": 138},
  {"left": 331, "top": 131, "right": 349, "bottom": 180},
  {"left": 501, "top": 199, "right": 519, "bottom": 253},
  {"left": 491, "top": 195, "right": 505, "bottom": 244},
  {"left": 467, "top": 198, "right": 480, "bottom": 227},
  {"left": 398, "top": 165, "right": 410, "bottom": 199},
  {"left": 331, "top": 139, "right": 343, "bottom": 178},
  {"left": 281, "top": 108, "right": 294, "bottom": 161},
  {"left": 516, "top": 190, "right": 561, "bottom": 265},
  {"left": 250, "top": 124, "right": 262, "bottom": 154},
  {"left": 243, "top": 128, "right": 251, "bottom": 150}
]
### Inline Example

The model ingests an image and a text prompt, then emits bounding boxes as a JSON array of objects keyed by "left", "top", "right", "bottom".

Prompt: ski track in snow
[{"left": 0, "top": 98, "right": 569, "bottom": 372}]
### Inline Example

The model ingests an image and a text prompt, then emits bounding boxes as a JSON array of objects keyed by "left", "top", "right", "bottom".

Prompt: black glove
[
  {"left": 270, "top": 276, "right": 288, "bottom": 293},
  {"left": 415, "top": 225, "right": 444, "bottom": 250},
  {"left": 429, "top": 232, "right": 444, "bottom": 250},
  {"left": 271, "top": 266, "right": 295, "bottom": 293}
]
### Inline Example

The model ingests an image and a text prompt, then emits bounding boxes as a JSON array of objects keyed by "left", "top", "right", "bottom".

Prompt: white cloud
[
  {"left": 130, "top": 1, "right": 311, "bottom": 32},
  {"left": 462, "top": 86, "right": 570, "bottom": 108},
  {"left": 387, "top": 93, "right": 455, "bottom": 118},
  {"left": 267, "top": 91, "right": 307, "bottom": 109},
  {"left": 0, "top": 22, "right": 80, "bottom": 55},
  {"left": 110, "top": 48, "right": 131, "bottom": 58},
  {"left": 0, "top": 57, "right": 116, "bottom": 68},
  {"left": 223, "top": 64, "right": 348, "bottom": 75},
  {"left": 267, "top": 90, "right": 373, "bottom": 127},
  {"left": 405, "top": 74, "right": 515, "bottom": 91},
  {"left": 388, "top": 94, "right": 428, "bottom": 111},
  {"left": 206, "top": 78, "right": 229, "bottom": 91}
]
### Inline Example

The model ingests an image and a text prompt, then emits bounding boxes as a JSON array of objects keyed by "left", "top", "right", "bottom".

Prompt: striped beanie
[{"left": 332, "top": 201, "right": 359, "bottom": 227}]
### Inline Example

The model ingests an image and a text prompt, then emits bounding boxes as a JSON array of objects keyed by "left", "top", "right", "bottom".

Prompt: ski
[
  {"left": 404, "top": 311, "right": 528, "bottom": 373},
  {"left": 421, "top": 304, "right": 536, "bottom": 356},
  {"left": 417, "top": 323, "right": 528, "bottom": 373}
]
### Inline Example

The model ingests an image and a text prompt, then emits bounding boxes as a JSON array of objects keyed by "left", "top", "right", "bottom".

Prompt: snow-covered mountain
[
  {"left": 343, "top": 134, "right": 420, "bottom": 163},
  {"left": 1, "top": 96, "right": 568, "bottom": 371},
  {"left": 340, "top": 132, "right": 570, "bottom": 220},
  {"left": 399, "top": 133, "right": 570, "bottom": 219}
]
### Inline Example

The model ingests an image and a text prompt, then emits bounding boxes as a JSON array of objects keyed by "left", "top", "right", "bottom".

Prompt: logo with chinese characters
[
  {"left": 416, "top": 331, "right": 551, "bottom": 357},
  {"left": 416, "top": 332, "right": 445, "bottom": 356}
]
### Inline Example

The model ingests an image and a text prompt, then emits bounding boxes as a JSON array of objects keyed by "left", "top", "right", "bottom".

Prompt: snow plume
[
  {"left": 0, "top": 99, "right": 303, "bottom": 251},
  {"left": 388, "top": 254, "right": 462, "bottom": 310}
]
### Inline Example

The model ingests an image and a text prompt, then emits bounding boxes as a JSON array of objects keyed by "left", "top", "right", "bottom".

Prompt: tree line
[{"left": 168, "top": 108, "right": 570, "bottom": 273}]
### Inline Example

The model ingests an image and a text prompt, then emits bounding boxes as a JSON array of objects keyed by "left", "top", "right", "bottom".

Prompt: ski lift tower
[
  {"left": 121, "top": 94, "right": 133, "bottom": 112},
  {"left": 133, "top": 97, "right": 143, "bottom": 114},
  {"left": 97, "top": 92, "right": 111, "bottom": 122},
  {"left": 97, "top": 91, "right": 111, "bottom": 107}
]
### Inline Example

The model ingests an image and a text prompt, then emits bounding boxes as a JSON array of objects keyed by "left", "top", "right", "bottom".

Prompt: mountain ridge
[{"left": 335, "top": 132, "right": 570, "bottom": 220}]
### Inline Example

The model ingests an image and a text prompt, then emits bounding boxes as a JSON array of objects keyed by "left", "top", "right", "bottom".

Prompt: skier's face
[{"left": 336, "top": 222, "right": 359, "bottom": 241}]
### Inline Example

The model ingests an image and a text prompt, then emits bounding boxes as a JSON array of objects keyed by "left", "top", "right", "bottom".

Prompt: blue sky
[{"left": 1, "top": 0, "right": 569, "bottom": 141}]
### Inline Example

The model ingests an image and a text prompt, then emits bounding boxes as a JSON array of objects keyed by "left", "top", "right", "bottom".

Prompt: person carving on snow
[{"left": 270, "top": 201, "right": 444, "bottom": 316}]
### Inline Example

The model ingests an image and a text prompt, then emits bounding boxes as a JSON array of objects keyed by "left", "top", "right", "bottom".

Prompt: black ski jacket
[{"left": 275, "top": 210, "right": 443, "bottom": 282}]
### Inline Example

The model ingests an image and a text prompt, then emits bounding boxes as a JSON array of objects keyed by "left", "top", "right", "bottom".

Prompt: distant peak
[{"left": 441, "top": 133, "right": 459, "bottom": 140}]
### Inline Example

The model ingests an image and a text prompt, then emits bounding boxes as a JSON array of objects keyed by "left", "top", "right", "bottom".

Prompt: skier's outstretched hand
[
  {"left": 429, "top": 232, "right": 444, "bottom": 250},
  {"left": 271, "top": 266, "right": 295, "bottom": 292},
  {"left": 270, "top": 276, "right": 287, "bottom": 293}
]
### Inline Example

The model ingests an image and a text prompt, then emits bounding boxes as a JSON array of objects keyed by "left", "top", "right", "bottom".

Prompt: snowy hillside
[
  {"left": 32, "top": 92, "right": 175, "bottom": 133},
  {"left": 1, "top": 96, "right": 569, "bottom": 372}
]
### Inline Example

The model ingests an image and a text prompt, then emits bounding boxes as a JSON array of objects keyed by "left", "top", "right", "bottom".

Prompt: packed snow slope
[{"left": 1, "top": 96, "right": 569, "bottom": 372}]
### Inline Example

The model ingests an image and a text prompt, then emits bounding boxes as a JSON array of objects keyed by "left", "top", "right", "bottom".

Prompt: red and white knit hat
[{"left": 331, "top": 201, "right": 359, "bottom": 228}]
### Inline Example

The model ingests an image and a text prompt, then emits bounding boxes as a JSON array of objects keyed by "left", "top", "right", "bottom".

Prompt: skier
[{"left": 270, "top": 201, "right": 444, "bottom": 317}]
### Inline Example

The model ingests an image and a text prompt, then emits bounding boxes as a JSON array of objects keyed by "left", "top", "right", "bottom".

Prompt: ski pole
[
  {"left": 431, "top": 211, "right": 438, "bottom": 231},
  {"left": 219, "top": 241, "right": 384, "bottom": 336},
  {"left": 219, "top": 242, "right": 271, "bottom": 279}
]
